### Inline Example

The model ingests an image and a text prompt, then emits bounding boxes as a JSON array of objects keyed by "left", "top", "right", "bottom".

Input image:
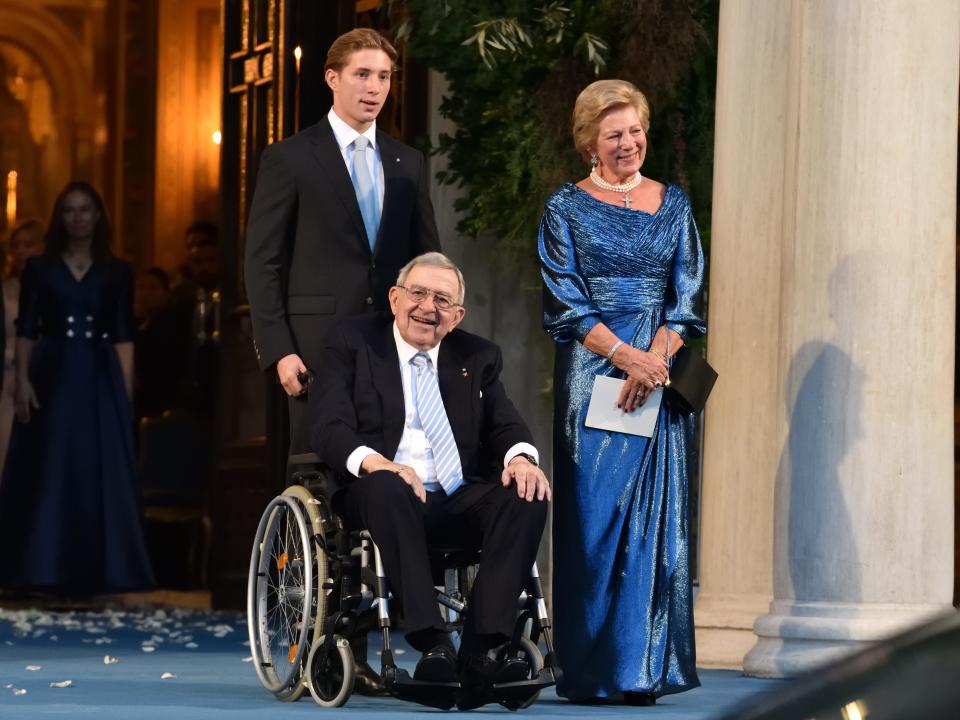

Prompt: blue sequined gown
[{"left": 539, "top": 182, "right": 705, "bottom": 700}]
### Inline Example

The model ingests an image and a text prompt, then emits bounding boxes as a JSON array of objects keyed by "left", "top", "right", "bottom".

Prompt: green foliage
[{"left": 395, "top": 1, "right": 718, "bottom": 269}]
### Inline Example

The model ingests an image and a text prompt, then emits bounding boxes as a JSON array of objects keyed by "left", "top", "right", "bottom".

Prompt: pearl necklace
[{"left": 589, "top": 169, "right": 642, "bottom": 207}]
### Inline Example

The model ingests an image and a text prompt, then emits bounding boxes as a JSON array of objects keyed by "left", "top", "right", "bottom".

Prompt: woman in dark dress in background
[{"left": 0, "top": 181, "right": 154, "bottom": 595}]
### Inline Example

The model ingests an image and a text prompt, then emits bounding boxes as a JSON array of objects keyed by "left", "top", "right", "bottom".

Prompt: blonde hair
[
  {"left": 396, "top": 252, "right": 466, "bottom": 305},
  {"left": 572, "top": 79, "right": 650, "bottom": 161},
  {"left": 325, "top": 28, "right": 398, "bottom": 73}
]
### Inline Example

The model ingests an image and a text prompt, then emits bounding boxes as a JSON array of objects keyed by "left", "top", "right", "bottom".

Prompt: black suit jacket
[
  {"left": 244, "top": 117, "right": 440, "bottom": 372},
  {"left": 309, "top": 314, "right": 535, "bottom": 494}
]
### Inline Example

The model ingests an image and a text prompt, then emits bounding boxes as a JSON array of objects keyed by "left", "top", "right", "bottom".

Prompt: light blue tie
[
  {"left": 411, "top": 353, "right": 464, "bottom": 495},
  {"left": 351, "top": 135, "right": 379, "bottom": 250}
]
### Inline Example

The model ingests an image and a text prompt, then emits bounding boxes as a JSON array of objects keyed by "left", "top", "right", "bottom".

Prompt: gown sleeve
[
  {"left": 15, "top": 257, "right": 41, "bottom": 340},
  {"left": 663, "top": 194, "right": 707, "bottom": 340},
  {"left": 109, "top": 260, "right": 135, "bottom": 343},
  {"left": 538, "top": 194, "right": 601, "bottom": 344}
]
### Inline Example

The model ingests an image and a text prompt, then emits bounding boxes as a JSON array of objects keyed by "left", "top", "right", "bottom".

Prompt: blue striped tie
[
  {"left": 351, "top": 135, "right": 379, "bottom": 250},
  {"left": 410, "top": 353, "right": 463, "bottom": 495}
]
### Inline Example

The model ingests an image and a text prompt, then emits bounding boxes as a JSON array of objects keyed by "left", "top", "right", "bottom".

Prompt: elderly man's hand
[
  {"left": 360, "top": 454, "right": 427, "bottom": 503},
  {"left": 502, "top": 456, "right": 552, "bottom": 502}
]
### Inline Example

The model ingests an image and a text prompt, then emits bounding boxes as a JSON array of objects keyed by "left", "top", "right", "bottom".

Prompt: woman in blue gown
[
  {"left": 0, "top": 181, "right": 154, "bottom": 595},
  {"left": 538, "top": 80, "right": 705, "bottom": 704}
]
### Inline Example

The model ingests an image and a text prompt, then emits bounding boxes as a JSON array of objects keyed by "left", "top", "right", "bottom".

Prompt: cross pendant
[{"left": 621, "top": 193, "right": 632, "bottom": 208}]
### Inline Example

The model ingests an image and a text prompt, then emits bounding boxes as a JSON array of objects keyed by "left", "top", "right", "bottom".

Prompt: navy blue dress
[
  {"left": 0, "top": 255, "right": 155, "bottom": 593},
  {"left": 539, "top": 183, "right": 705, "bottom": 700}
]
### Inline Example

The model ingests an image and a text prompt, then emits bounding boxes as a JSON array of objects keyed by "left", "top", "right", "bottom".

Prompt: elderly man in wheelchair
[{"left": 247, "top": 252, "right": 559, "bottom": 710}]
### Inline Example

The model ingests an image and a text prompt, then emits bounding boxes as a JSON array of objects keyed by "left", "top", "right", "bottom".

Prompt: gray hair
[{"left": 395, "top": 252, "right": 466, "bottom": 305}]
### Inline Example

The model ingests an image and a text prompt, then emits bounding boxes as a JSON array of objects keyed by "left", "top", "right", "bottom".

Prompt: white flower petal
[
  {"left": 13, "top": 688, "right": 27, "bottom": 696},
  {"left": 49, "top": 680, "right": 72, "bottom": 688},
  {"left": 141, "top": 646, "right": 156, "bottom": 653},
  {"left": 241, "top": 656, "right": 253, "bottom": 663},
  {"left": 25, "top": 665, "right": 42, "bottom": 671},
  {"left": 160, "top": 672, "right": 176, "bottom": 680},
  {"left": 185, "top": 642, "right": 198, "bottom": 649},
  {"left": 103, "top": 656, "right": 119, "bottom": 665}
]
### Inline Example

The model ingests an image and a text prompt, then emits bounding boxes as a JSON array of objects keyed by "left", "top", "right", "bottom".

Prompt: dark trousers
[
  {"left": 287, "top": 392, "right": 310, "bottom": 453},
  {"left": 336, "top": 471, "right": 548, "bottom": 641}
]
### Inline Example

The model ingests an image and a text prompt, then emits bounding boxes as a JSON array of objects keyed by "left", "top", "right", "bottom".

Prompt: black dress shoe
[
  {"left": 414, "top": 644, "right": 458, "bottom": 683},
  {"left": 353, "top": 659, "right": 388, "bottom": 696},
  {"left": 457, "top": 646, "right": 529, "bottom": 710},
  {"left": 623, "top": 691, "right": 657, "bottom": 706}
]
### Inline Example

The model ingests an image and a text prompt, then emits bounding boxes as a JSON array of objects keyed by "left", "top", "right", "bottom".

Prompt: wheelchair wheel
[
  {"left": 247, "top": 494, "right": 315, "bottom": 699},
  {"left": 282, "top": 485, "right": 330, "bottom": 644},
  {"left": 306, "top": 635, "right": 355, "bottom": 707},
  {"left": 500, "top": 636, "right": 544, "bottom": 711}
]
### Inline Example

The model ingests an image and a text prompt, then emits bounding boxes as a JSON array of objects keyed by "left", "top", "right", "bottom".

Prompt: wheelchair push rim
[{"left": 246, "top": 494, "right": 315, "bottom": 695}]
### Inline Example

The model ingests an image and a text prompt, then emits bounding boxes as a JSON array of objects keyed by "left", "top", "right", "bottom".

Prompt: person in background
[
  {"left": 538, "top": 80, "right": 706, "bottom": 705},
  {"left": 170, "top": 221, "right": 219, "bottom": 304},
  {"left": 0, "top": 181, "right": 155, "bottom": 596},
  {"left": 0, "top": 218, "right": 44, "bottom": 475},
  {"left": 133, "top": 267, "right": 179, "bottom": 421},
  {"left": 168, "top": 222, "right": 219, "bottom": 417}
]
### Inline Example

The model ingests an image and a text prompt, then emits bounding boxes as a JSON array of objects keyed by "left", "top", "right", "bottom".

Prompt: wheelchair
[{"left": 246, "top": 453, "right": 561, "bottom": 710}]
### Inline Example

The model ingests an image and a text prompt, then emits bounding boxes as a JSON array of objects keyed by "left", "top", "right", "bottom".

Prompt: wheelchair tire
[
  {"left": 247, "top": 494, "right": 315, "bottom": 699},
  {"left": 278, "top": 486, "right": 335, "bottom": 701},
  {"left": 282, "top": 485, "right": 330, "bottom": 643},
  {"left": 306, "top": 635, "right": 355, "bottom": 707},
  {"left": 500, "top": 636, "right": 544, "bottom": 711}
]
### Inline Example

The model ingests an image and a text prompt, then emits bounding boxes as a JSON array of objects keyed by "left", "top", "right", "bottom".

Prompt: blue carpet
[{"left": 0, "top": 608, "right": 776, "bottom": 718}]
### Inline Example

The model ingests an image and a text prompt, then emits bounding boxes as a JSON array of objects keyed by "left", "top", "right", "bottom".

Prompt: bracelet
[{"left": 606, "top": 340, "right": 624, "bottom": 360}]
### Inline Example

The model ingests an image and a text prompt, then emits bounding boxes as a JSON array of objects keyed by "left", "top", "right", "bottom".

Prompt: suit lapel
[
  {"left": 437, "top": 340, "right": 472, "bottom": 455},
  {"left": 369, "top": 322, "right": 405, "bottom": 452},
  {"left": 309, "top": 118, "right": 370, "bottom": 253},
  {"left": 375, "top": 131, "right": 405, "bottom": 257}
]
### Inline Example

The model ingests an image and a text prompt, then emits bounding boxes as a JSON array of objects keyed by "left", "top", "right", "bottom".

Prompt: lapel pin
[{"left": 461, "top": 368, "right": 469, "bottom": 378}]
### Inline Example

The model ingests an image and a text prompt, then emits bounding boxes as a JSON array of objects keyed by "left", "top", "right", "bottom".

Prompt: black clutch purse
[{"left": 664, "top": 344, "right": 718, "bottom": 414}]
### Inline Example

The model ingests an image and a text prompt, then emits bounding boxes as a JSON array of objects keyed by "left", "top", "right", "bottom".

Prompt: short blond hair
[
  {"left": 396, "top": 252, "right": 466, "bottom": 305},
  {"left": 325, "top": 28, "right": 398, "bottom": 73},
  {"left": 572, "top": 79, "right": 650, "bottom": 161}
]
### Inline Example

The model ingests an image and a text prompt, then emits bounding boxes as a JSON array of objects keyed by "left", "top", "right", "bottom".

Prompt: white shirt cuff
[
  {"left": 346, "top": 446, "right": 379, "bottom": 477},
  {"left": 503, "top": 442, "right": 539, "bottom": 468}
]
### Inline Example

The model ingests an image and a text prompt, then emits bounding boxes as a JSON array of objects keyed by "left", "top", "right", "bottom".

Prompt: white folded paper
[{"left": 584, "top": 375, "right": 662, "bottom": 437}]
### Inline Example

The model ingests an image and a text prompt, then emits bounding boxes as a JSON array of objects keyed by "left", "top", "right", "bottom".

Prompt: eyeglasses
[{"left": 396, "top": 285, "right": 460, "bottom": 311}]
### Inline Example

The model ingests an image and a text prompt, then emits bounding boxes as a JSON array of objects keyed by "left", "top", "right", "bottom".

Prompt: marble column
[
  {"left": 693, "top": 0, "right": 792, "bottom": 670},
  {"left": 698, "top": 0, "right": 959, "bottom": 675}
]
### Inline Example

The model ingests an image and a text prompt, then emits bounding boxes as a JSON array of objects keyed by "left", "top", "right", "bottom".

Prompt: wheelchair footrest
[
  {"left": 493, "top": 666, "right": 559, "bottom": 693},
  {"left": 384, "top": 668, "right": 460, "bottom": 711}
]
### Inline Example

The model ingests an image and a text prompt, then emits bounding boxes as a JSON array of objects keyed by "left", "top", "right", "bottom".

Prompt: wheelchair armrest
[
  {"left": 288, "top": 452, "right": 322, "bottom": 467},
  {"left": 287, "top": 453, "right": 339, "bottom": 497}
]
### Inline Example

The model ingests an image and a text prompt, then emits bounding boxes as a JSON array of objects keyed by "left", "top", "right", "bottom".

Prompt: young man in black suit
[
  {"left": 245, "top": 28, "right": 440, "bottom": 451},
  {"left": 310, "top": 252, "right": 551, "bottom": 710}
]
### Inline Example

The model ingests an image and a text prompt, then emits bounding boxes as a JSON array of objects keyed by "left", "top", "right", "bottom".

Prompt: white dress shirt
[
  {"left": 327, "top": 108, "right": 385, "bottom": 216},
  {"left": 345, "top": 324, "right": 539, "bottom": 492}
]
